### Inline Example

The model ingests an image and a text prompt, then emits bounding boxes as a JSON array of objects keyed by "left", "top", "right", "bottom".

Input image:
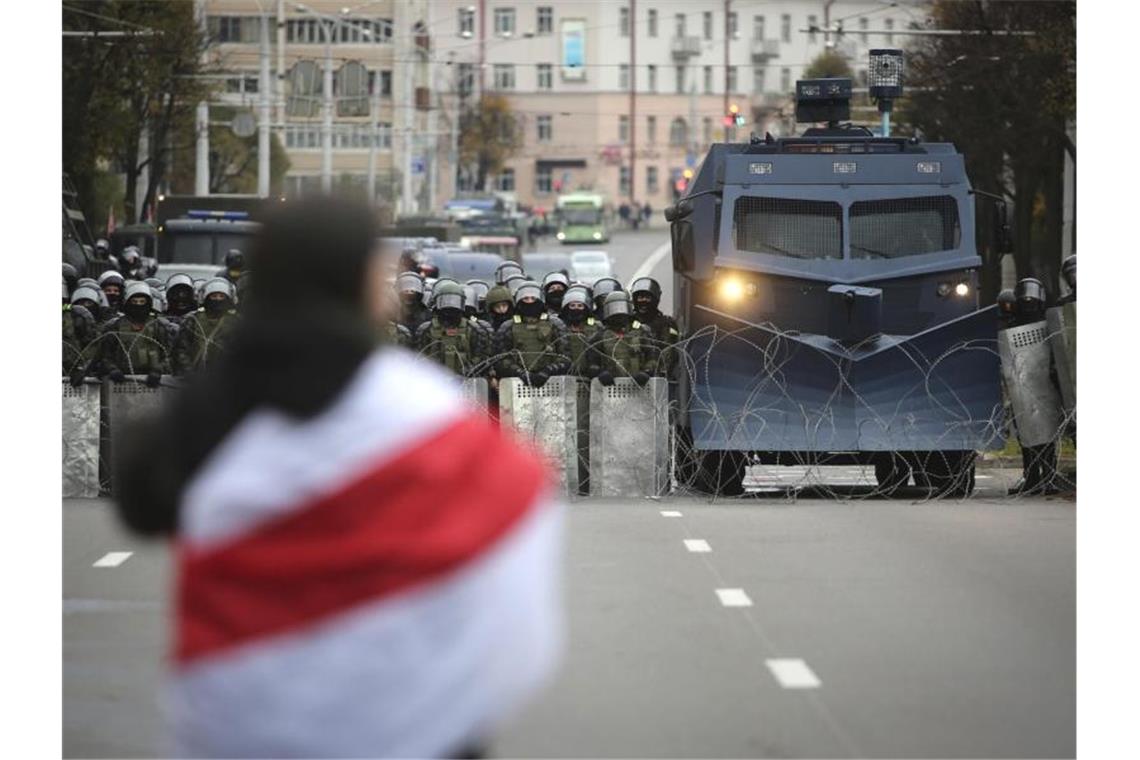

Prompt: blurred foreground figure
[{"left": 114, "top": 198, "right": 564, "bottom": 759}]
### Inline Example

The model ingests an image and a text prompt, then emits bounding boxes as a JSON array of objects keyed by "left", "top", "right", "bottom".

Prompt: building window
[
  {"left": 537, "top": 63, "right": 553, "bottom": 90},
  {"left": 859, "top": 17, "right": 868, "bottom": 43},
  {"left": 728, "top": 11, "right": 737, "bottom": 38},
  {"left": 753, "top": 15, "right": 765, "bottom": 40},
  {"left": 457, "top": 63, "right": 474, "bottom": 96},
  {"left": 703, "top": 11, "right": 713, "bottom": 40},
  {"left": 647, "top": 64, "right": 657, "bottom": 92},
  {"left": 494, "top": 8, "right": 515, "bottom": 37},
  {"left": 752, "top": 66, "right": 766, "bottom": 94},
  {"left": 283, "top": 123, "right": 391, "bottom": 150},
  {"left": 780, "top": 67, "right": 790, "bottom": 92},
  {"left": 647, "top": 166, "right": 659, "bottom": 194},
  {"left": 537, "top": 114, "right": 552, "bottom": 143},
  {"left": 675, "top": 13, "right": 686, "bottom": 38},
  {"left": 808, "top": 15, "right": 817, "bottom": 44},
  {"left": 703, "top": 66, "right": 713, "bottom": 94},
  {"left": 458, "top": 7, "right": 475, "bottom": 37},
  {"left": 496, "top": 168, "right": 515, "bottom": 192},
  {"left": 493, "top": 64, "right": 515, "bottom": 90},
  {"left": 367, "top": 69, "right": 392, "bottom": 97},
  {"left": 781, "top": 14, "right": 791, "bottom": 43},
  {"left": 536, "top": 6, "right": 553, "bottom": 34},
  {"left": 647, "top": 115, "right": 657, "bottom": 143},
  {"left": 620, "top": 7, "right": 630, "bottom": 37},
  {"left": 885, "top": 18, "right": 895, "bottom": 45},
  {"left": 669, "top": 117, "right": 688, "bottom": 146},
  {"left": 619, "top": 115, "right": 630, "bottom": 143},
  {"left": 619, "top": 166, "right": 631, "bottom": 196},
  {"left": 648, "top": 9, "right": 658, "bottom": 37},
  {"left": 703, "top": 116, "right": 712, "bottom": 145},
  {"left": 619, "top": 64, "right": 630, "bottom": 90},
  {"left": 536, "top": 166, "right": 552, "bottom": 193},
  {"left": 726, "top": 66, "right": 737, "bottom": 93},
  {"left": 675, "top": 66, "right": 685, "bottom": 94}
]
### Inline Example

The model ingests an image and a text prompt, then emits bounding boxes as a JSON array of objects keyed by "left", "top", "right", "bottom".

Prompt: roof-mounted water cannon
[
  {"left": 794, "top": 78, "right": 852, "bottom": 129},
  {"left": 868, "top": 49, "right": 904, "bottom": 137}
]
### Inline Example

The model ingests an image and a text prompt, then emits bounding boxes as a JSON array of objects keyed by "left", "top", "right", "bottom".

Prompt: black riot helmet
[
  {"left": 542, "top": 271, "right": 570, "bottom": 310},
  {"left": 996, "top": 288, "right": 1016, "bottom": 316},
  {"left": 396, "top": 271, "right": 425, "bottom": 306},
  {"left": 1014, "top": 277, "right": 1046, "bottom": 317},
  {"left": 62, "top": 262, "right": 79, "bottom": 294},
  {"left": 592, "top": 276, "right": 623, "bottom": 312},
  {"left": 561, "top": 285, "right": 592, "bottom": 325},
  {"left": 601, "top": 290, "right": 633, "bottom": 328},
  {"left": 513, "top": 280, "right": 546, "bottom": 318},
  {"left": 630, "top": 276, "right": 662, "bottom": 315},
  {"left": 225, "top": 249, "right": 245, "bottom": 271},
  {"left": 494, "top": 260, "right": 525, "bottom": 285},
  {"left": 1061, "top": 255, "right": 1076, "bottom": 292}
]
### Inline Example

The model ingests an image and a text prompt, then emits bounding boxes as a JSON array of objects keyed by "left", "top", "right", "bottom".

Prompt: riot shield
[
  {"left": 62, "top": 379, "right": 101, "bottom": 498},
  {"left": 997, "top": 321, "right": 1065, "bottom": 448},
  {"left": 589, "top": 377, "right": 670, "bottom": 497},
  {"left": 499, "top": 376, "right": 579, "bottom": 495}
]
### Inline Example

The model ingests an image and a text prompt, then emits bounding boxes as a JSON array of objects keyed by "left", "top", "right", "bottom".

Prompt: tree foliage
[
  {"left": 168, "top": 107, "right": 292, "bottom": 196},
  {"left": 901, "top": 1, "right": 1075, "bottom": 302},
  {"left": 804, "top": 50, "right": 854, "bottom": 80},
  {"left": 458, "top": 94, "right": 522, "bottom": 191}
]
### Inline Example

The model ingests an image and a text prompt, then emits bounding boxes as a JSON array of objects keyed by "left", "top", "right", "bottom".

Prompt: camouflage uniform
[
  {"left": 95, "top": 314, "right": 172, "bottom": 376},
  {"left": 494, "top": 304, "right": 570, "bottom": 382},
  {"left": 589, "top": 320, "right": 661, "bottom": 379},
  {"left": 416, "top": 315, "right": 492, "bottom": 377},
  {"left": 383, "top": 321, "right": 413, "bottom": 348},
  {"left": 173, "top": 306, "right": 238, "bottom": 375},
  {"left": 62, "top": 302, "right": 96, "bottom": 376}
]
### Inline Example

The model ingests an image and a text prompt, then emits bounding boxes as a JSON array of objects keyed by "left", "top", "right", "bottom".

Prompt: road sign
[{"left": 231, "top": 111, "right": 256, "bottom": 138}]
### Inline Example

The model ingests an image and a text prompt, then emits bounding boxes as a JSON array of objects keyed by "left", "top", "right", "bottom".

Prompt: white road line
[
  {"left": 660, "top": 510, "right": 683, "bottom": 517},
  {"left": 630, "top": 239, "right": 672, "bottom": 282},
  {"left": 766, "top": 658, "right": 822, "bottom": 689},
  {"left": 684, "top": 539, "right": 712, "bottom": 553},
  {"left": 93, "top": 552, "right": 133, "bottom": 568},
  {"left": 716, "top": 588, "right": 753, "bottom": 607}
]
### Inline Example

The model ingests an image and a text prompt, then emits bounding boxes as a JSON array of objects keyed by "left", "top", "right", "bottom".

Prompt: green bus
[{"left": 555, "top": 192, "right": 609, "bottom": 244}]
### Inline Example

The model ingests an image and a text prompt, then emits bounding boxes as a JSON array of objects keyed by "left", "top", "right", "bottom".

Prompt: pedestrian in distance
[{"left": 113, "top": 197, "right": 564, "bottom": 760}]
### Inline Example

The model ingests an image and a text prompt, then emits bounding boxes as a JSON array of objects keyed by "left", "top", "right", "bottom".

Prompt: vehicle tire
[
  {"left": 693, "top": 450, "right": 746, "bottom": 497},
  {"left": 873, "top": 452, "right": 910, "bottom": 497},
  {"left": 923, "top": 451, "right": 977, "bottom": 499}
]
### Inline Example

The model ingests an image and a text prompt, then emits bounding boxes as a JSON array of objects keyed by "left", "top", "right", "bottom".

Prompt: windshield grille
[
  {"left": 733, "top": 197, "right": 842, "bottom": 259},
  {"left": 849, "top": 196, "right": 960, "bottom": 259}
]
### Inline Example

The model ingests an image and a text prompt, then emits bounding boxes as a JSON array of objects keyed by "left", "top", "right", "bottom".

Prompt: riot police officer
[
  {"left": 560, "top": 285, "right": 602, "bottom": 377},
  {"left": 542, "top": 272, "right": 570, "bottom": 314},
  {"left": 63, "top": 262, "right": 79, "bottom": 296},
  {"left": 396, "top": 271, "right": 431, "bottom": 332},
  {"left": 218, "top": 249, "right": 244, "bottom": 285},
  {"left": 630, "top": 276, "right": 681, "bottom": 376},
  {"left": 494, "top": 260, "right": 525, "bottom": 285},
  {"left": 1007, "top": 277, "right": 1060, "bottom": 495},
  {"left": 505, "top": 274, "right": 529, "bottom": 299},
  {"left": 93, "top": 238, "right": 111, "bottom": 261},
  {"left": 119, "top": 246, "right": 144, "bottom": 280},
  {"left": 63, "top": 282, "right": 97, "bottom": 379},
  {"left": 165, "top": 273, "right": 199, "bottom": 320},
  {"left": 591, "top": 276, "right": 623, "bottom": 314},
  {"left": 493, "top": 281, "right": 570, "bottom": 387},
  {"left": 466, "top": 280, "right": 490, "bottom": 318},
  {"left": 996, "top": 288, "right": 1017, "bottom": 328},
  {"left": 91, "top": 280, "right": 172, "bottom": 386},
  {"left": 589, "top": 291, "right": 660, "bottom": 387},
  {"left": 173, "top": 278, "right": 239, "bottom": 376},
  {"left": 416, "top": 280, "right": 490, "bottom": 377},
  {"left": 1057, "top": 255, "right": 1076, "bottom": 305},
  {"left": 99, "top": 270, "right": 126, "bottom": 313},
  {"left": 486, "top": 284, "right": 514, "bottom": 330}
]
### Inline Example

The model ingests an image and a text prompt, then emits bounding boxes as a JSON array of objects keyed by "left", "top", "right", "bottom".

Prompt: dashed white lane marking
[
  {"left": 630, "top": 239, "right": 673, "bottom": 282},
  {"left": 684, "top": 539, "right": 712, "bottom": 553},
  {"left": 93, "top": 552, "right": 133, "bottom": 568},
  {"left": 766, "top": 658, "right": 822, "bottom": 689},
  {"left": 976, "top": 475, "right": 992, "bottom": 479},
  {"left": 716, "top": 588, "right": 753, "bottom": 607},
  {"left": 660, "top": 510, "right": 683, "bottom": 517}
]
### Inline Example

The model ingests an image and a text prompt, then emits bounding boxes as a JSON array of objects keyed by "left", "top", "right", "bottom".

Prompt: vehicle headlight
[
  {"left": 556, "top": 232, "right": 565, "bottom": 240},
  {"left": 954, "top": 282, "right": 970, "bottom": 297},
  {"left": 718, "top": 276, "right": 745, "bottom": 303},
  {"left": 592, "top": 231, "right": 602, "bottom": 240}
]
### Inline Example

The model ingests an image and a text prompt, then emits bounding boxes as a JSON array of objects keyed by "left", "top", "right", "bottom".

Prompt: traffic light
[{"left": 727, "top": 102, "right": 745, "bottom": 127}]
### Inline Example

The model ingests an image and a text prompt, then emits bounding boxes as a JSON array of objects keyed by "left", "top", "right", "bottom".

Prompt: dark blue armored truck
[{"left": 668, "top": 74, "right": 1006, "bottom": 496}]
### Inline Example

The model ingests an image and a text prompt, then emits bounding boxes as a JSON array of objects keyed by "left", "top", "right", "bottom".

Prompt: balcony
[
  {"left": 671, "top": 36, "right": 701, "bottom": 60},
  {"left": 750, "top": 38, "right": 780, "bottom": 61}
]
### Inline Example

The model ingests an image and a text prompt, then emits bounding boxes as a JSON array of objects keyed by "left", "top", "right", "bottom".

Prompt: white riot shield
[
  {"left": 62, "top": 380, "right": 101, "bottom": 498},
  {"left": 998, "top": 321, "right": 1065, "bottom": 448},
  {"left": 589, "top": 377, "right": 670, "bottom": 497},
  {"left": 499, "top": 376, "right": 579, "bottom": 495},
  {"left": 104, "top": 376, "right": 180, "bottom": 492},
  {"left": 461, "top": 377, "right": 490, "bottom": 416},
  {"left": 1046, "top": 305, "right": 1076, "bottom": 419}
]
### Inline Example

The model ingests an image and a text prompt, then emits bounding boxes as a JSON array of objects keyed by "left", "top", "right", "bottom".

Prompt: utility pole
[
  {"left": 397, "top": 2, "right": 414, "bottom": 215},
  {"left": 478, "top": 0, "right": 486, "bottom": 100},
  {"left": 258, "top": 13, "right": 271, "bottom": 198},
  {"left": 321, "top": 21, "right": 333, "bottom": 194},
  {"left": 629, "top": 0, "right": 636, "bottom": 207},
  {"left": 367, "top": 68, "right": 380, "bottom": 205},
  {"left": 194, "top": 0, "right": 209, "bottom": 195},
  {"left": 276, "top": 1, "right": 286, "bottom": 133},
  {"left": 723, "top": 0, "right": 730, "bottom": 142}
]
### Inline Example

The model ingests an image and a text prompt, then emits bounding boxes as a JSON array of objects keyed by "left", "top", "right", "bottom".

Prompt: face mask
[
  {"left": 634, "top": 298, "right": 654, "bottom": 315},
  {"left": 517, "top": 300, "right": 544, "bottom": 318},
  {"left": 546, "top": 289, "right": 565, "bottom": 310},
  {"left": 123, "top": 302, "right": 150, "bottom": 323},
  {"left": 606, "top": 314, "right": 631, "bottom": 331},
  {"left": 563, "top": 306, "right": 586, "bottom": 324},
  {"left": 439, "top": 308, "right": 462, "bottom": 326},
  {"left": 401, "top": 292, "right": 421, "bottom": 307},
  {"left": 205, "top": 298, "right": 229, "bottom": 316}
]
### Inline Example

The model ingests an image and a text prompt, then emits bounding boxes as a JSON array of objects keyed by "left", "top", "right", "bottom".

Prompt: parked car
[{"left": 570, "top": 250, "right": 613, "bottom": 285}]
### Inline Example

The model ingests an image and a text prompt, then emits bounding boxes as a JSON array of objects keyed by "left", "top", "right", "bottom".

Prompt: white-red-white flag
[{"left": 167, "top": 350, "right": 564, "bottom": 758}]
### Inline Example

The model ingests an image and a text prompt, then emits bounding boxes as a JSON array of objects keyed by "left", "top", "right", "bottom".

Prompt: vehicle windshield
[
  {"left": 167, "top": 232, "right": 256, "bottom": 265},
  {"left": 849, "top": 196, "right": 960, "bottom": 259},
  {"left": 562, "top": 208, "right": 601, "bottom": 225},
  {"left": 733, "top": 197, "right": 842, "bottom": 259}
]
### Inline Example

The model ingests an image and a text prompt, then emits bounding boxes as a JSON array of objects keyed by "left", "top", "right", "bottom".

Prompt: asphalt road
[
  {"left": 63, "top": 492, "right": 1074, "bottom": 759},
  {"left": 63, "top": 230, "right": 1074, "bottom": 758}
]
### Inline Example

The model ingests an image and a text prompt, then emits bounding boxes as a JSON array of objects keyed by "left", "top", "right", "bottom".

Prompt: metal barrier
[
  {"left": 998, "top": 321, "right": 1065, "bottom": 448},
  {"left": 589, "top": 378, "right": 670, "bottom": 497},
  {"left": 62, "top": 379, "right": 101, "bottom": 498},
  {"left": 1046, "top": 305, "right": 1076, "bottom": 421},
  {"left": 499, "top": 376, "right": 580, "bottom": 495}
]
